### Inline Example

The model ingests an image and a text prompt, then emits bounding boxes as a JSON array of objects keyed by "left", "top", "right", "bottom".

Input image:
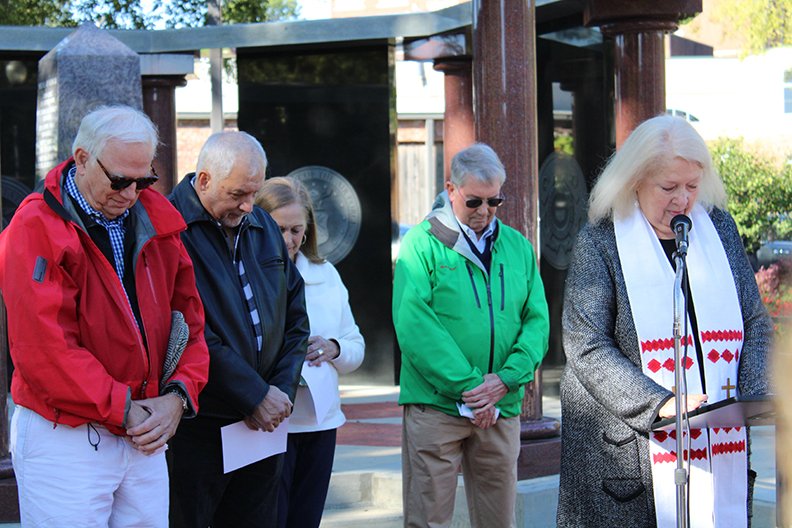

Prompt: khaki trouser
[{"left": 402, "top": 404, "right": 520, "bottom": 528}]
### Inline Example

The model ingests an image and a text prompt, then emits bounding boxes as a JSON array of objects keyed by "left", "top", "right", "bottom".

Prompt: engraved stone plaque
[
  {"left": 287, "top": 165, "right": 362, "bottom": 264},
  {"left": 539, "top": 152, "right": 588, "bottom": 270}
]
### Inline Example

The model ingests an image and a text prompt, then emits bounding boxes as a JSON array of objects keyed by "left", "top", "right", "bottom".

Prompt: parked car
[
  {"left": 756, "top": 240, "right": 792, "bottom": 268},
  {"left": 665, "top": 108, "right": 700, "bottom": 122}
]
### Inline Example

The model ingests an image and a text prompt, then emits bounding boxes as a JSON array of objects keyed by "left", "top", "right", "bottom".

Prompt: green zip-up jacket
[{"left": 393, "top": 192, "right": 550, "bottom": 418}]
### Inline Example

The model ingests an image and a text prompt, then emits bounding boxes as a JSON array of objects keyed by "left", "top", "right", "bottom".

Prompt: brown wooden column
[
  {"left": 142, "top": 74, "right": 187, "bottom": 194},
  {"left": 472, "top": 0, "right": 561, "bottom": 479},
  {"left": 584, "top": 0, "right": 702, "bottom": 147},
  {"left": 433, "top": 58, "right": 474, "bottom": 182}
]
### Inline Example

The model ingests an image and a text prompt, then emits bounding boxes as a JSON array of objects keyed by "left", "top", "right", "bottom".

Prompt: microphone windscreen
[{"left": 670, "top": 214, "right": 692, "bottom": 232}]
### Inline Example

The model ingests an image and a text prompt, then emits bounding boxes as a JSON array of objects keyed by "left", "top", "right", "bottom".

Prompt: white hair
[
  {"left": 588, "top": 114, "right": 727, "bottom": 223},
  {"left": 196, "top": 131, "right": 267, "bottom": 181},
  {"left": 450, "top": 143, "right": 506, "bottom": 186},
  {"left": 72, "top": 105, "right": 158, "bottom": 160}
]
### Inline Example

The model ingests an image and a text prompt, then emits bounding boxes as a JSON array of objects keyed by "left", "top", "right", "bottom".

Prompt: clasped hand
[
  {"left": 126, "top": 393, "right": 185, "bottom": 455},
  {"left": 461, "top": 373, "right": 508, "bottom": 430},
  {"left": 244, "top": 385, "right": 292, "bottom": 432}
]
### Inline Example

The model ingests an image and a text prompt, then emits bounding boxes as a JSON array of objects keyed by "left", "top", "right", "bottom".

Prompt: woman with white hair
[{"left": 557, "top": 115, "right": 771, "bottom": 527}]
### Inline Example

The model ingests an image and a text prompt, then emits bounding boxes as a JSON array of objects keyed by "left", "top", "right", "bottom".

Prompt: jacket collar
[
  {"left": 43, "top": 157, "right": 186, "bottom": 238},
  {"left": 170, "top": 173, "right": 264, "bottom": 231},
  {"left": 425, "top": 190, "right": 500, "bottom": 274},
  {"left": 294, "top": 252, "right": 325, "bottom": 285}
]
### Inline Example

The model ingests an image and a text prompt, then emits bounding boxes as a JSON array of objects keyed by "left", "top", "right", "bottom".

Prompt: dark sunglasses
[
  {"left": 96, "top": 158, "right": 159, "bottom": 191},
  {"left": 459, "top": 191, "right": 505, "bottom": 209}
]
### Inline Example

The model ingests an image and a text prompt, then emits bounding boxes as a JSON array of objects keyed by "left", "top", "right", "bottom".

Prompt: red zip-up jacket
[{"left": 0, "top": 159, "right": 209, "bottom": 435}]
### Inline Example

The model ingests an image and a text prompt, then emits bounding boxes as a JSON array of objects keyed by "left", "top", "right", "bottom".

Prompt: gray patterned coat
[{"left": 556, "top": 207, "right": 771, "bottom": 527}]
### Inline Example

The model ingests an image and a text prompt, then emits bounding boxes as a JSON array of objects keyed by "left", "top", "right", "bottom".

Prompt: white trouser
[{"left": 10, "top": 405, "right": 168, "bottom": 528}]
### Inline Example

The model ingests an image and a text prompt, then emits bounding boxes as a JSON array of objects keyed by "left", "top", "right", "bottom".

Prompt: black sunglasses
[
  {"left": 96, "top": 158, "right": 159, "bottom": 191},
  {"left": 458, "top": 190, "right": 505, "bottom": 209}
]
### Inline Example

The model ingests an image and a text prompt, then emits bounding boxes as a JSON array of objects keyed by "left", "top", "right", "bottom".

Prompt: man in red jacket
[{"left": 0, "top": 105, "right": 209, "bottom": 526}]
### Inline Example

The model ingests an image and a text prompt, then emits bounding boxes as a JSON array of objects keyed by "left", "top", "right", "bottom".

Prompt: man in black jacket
[{"left": 168, "top": 131, "right": 309, "bottom": 527}]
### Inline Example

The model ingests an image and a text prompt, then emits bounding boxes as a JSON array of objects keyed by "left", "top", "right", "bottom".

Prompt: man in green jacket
[{"left": 393, "top": 143, "right": 549, "bottom": 528}]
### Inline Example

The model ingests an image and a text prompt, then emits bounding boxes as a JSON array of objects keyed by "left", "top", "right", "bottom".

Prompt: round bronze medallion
[
  {"left": 287, "top": 165, "right": 362, "bottom": 264},
  {"left": 539, "top": 152, "right": 588, "bottom": 270}
]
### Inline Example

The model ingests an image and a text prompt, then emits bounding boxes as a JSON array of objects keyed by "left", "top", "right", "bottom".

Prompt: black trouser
[
  {"left": 167, "top": 416, "right": 283, "bottom": 528},
  {"left": 278, "top": 428, "right": 337, "bottom": 528}
]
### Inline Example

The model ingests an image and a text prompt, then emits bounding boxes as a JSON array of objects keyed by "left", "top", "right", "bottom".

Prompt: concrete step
[
  {"left": 324, "top": 470, "right": 563, "bottom": 528},
  {"left": 320, "top": 506, "right": 403, "bottom": 527}
]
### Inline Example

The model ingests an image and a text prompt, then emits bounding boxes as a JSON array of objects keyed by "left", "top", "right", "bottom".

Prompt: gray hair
[
  {"left": 72, "top": 105, "right": 158, "bottom": 160},
  {"left": 450, "top": 143, "right": 507, "bottom": 186},
  {"left": 588, "top": 114, "right": 727, "bottom": 223},
  {"left": 196, "top": 131, "right": 267, "bottom": 181}
]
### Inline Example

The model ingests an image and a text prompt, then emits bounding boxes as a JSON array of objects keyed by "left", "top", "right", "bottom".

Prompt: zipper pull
[{"left": 140, "top": 379, "right": 148, "bottom": 398}]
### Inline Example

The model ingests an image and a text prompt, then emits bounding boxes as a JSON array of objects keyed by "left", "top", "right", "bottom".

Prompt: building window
[{"left": 785, "top": 68, "right": 792, "bottom": 113}]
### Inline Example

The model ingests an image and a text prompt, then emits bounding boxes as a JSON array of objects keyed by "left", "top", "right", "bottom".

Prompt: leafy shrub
[
  {"left": 710, "top": 138, "right": 792, "bottom": 253},
  {"left": 755, "top": 260, "right": 792, "bottom": 336}
]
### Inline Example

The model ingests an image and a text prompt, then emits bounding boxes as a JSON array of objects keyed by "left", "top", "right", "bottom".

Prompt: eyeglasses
[
  {"left": 458, "top": 190, "right": 505, "bottom": 209},
  {"left": 96, "top": 158, "right": 159, "bottom": 191}
]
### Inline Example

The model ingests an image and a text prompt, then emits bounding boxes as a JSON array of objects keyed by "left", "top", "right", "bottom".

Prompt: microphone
[{"left": 670, "top": 214, "right": 692, "bottom": 257}]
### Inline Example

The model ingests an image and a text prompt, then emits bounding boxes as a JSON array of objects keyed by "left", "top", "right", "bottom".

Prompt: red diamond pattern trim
[
  {"left": 641, "top": 335, "right": 693, "bottom": 353},
  {"left": 701, "top": 329, "right": 743, "bottom": 343},
  {"left": 712, "top": 440, "right": 746, "bottom": 456},
  {"left": 647, "top": 359, "right": 661, "bottom": 373}
]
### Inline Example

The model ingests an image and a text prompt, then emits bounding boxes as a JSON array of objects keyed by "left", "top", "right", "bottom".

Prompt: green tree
[
  {"left": 710, "top": 138, "right": 792, "bottom": 253},
  {"left": 715, "top": 0, "right": 792, "bottom": 55},
  {"left": 0, "top": 0, "right": 75, "bottom": 26},
  {"left": 0, "top": 0, "right": 300, "bottom": 29},
  {"left": 165, "top": 0, "right": 301, "bottom": 28}
]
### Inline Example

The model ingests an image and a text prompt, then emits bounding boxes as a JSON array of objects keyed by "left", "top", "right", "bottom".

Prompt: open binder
[{"left": 652, "top": 395, "right": 774, "bottom": 431}]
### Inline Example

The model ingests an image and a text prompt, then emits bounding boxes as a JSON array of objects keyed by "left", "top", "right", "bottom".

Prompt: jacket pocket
[
  {"left": 602, "top": 478, "right": 646, "bottom": 503},
  {"left": 602, "top": 430, "right": 636, "bottom": 447},
  {"left": 465, "top": 262, "right": 481, "bottom": 308}
]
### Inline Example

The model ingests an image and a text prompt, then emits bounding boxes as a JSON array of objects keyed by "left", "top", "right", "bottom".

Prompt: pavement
[{"left": 0, "top": 385, "right": 779, "bottom": 526}]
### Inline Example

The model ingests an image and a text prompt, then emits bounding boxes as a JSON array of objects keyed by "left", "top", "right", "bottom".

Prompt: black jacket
[{"left": 170, "top": 174, "right": 309, "bottom": 421}]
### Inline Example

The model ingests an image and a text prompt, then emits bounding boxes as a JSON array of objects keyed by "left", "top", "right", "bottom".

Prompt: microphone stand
[{"left": 672, "top": 250, "right": 689, "bottom": 528}]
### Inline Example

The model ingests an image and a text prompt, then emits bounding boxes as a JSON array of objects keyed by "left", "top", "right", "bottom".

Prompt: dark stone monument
[
  {"left": 35, "top": 23, "right": 143, "bottom": 180},
  {"left": 237, "top": 42, "right": 396, "bottom": 383}
]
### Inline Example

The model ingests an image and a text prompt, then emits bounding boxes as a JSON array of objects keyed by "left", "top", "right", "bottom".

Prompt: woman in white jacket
[{"left": 257, "top": 176, "right": 365, "bottom": 528}]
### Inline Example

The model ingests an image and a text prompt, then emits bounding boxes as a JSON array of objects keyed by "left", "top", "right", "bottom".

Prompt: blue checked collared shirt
[{"left": 65, "top": 166, "right": 130, "bottom": 281}]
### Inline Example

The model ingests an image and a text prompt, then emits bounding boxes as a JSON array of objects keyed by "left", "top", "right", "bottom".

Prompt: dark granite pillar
[
  {"left": 35, "top": 24, "right": 143, "bottom": 181},
  {"left": 584, "top": 0, "right": 702, "bottom": 147},
  {"left": 142, "top": 75, "right": 186, "bottom": 194},
  {"left": 140, "top": 54, "right": 192, "bottom": 194},
  {"left": 472, "top": 0, "right": 561, "bottom": 479},
  {"left": 433, "top": 58, "right": 474, "bottom": 182}
]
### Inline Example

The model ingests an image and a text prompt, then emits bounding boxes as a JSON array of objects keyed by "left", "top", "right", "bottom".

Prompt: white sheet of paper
[
  {"left": 220, "top": 418, "right": 289, "bottom": 474},
  {"left": 456, "top": 402, "right": 500, "bottom": 421},
  {"left": 300, "top": 361, "right": 335, "bottom": 425}
]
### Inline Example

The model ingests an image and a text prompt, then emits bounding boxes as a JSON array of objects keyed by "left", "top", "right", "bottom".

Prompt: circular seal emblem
[
  {"left": 287, "top": 165, "right": 362, "bottom": 264},
  {"left": 539, "top": 152, "right": 588, "bottom": 270}
]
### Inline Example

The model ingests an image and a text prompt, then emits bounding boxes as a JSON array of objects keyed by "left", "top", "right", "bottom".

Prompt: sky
[
  {"left": 137, "top": 0, "right": 331, "bottom": 24},
  {"left": 297, "top": 0, "right": 331, "bottom": 20}
]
